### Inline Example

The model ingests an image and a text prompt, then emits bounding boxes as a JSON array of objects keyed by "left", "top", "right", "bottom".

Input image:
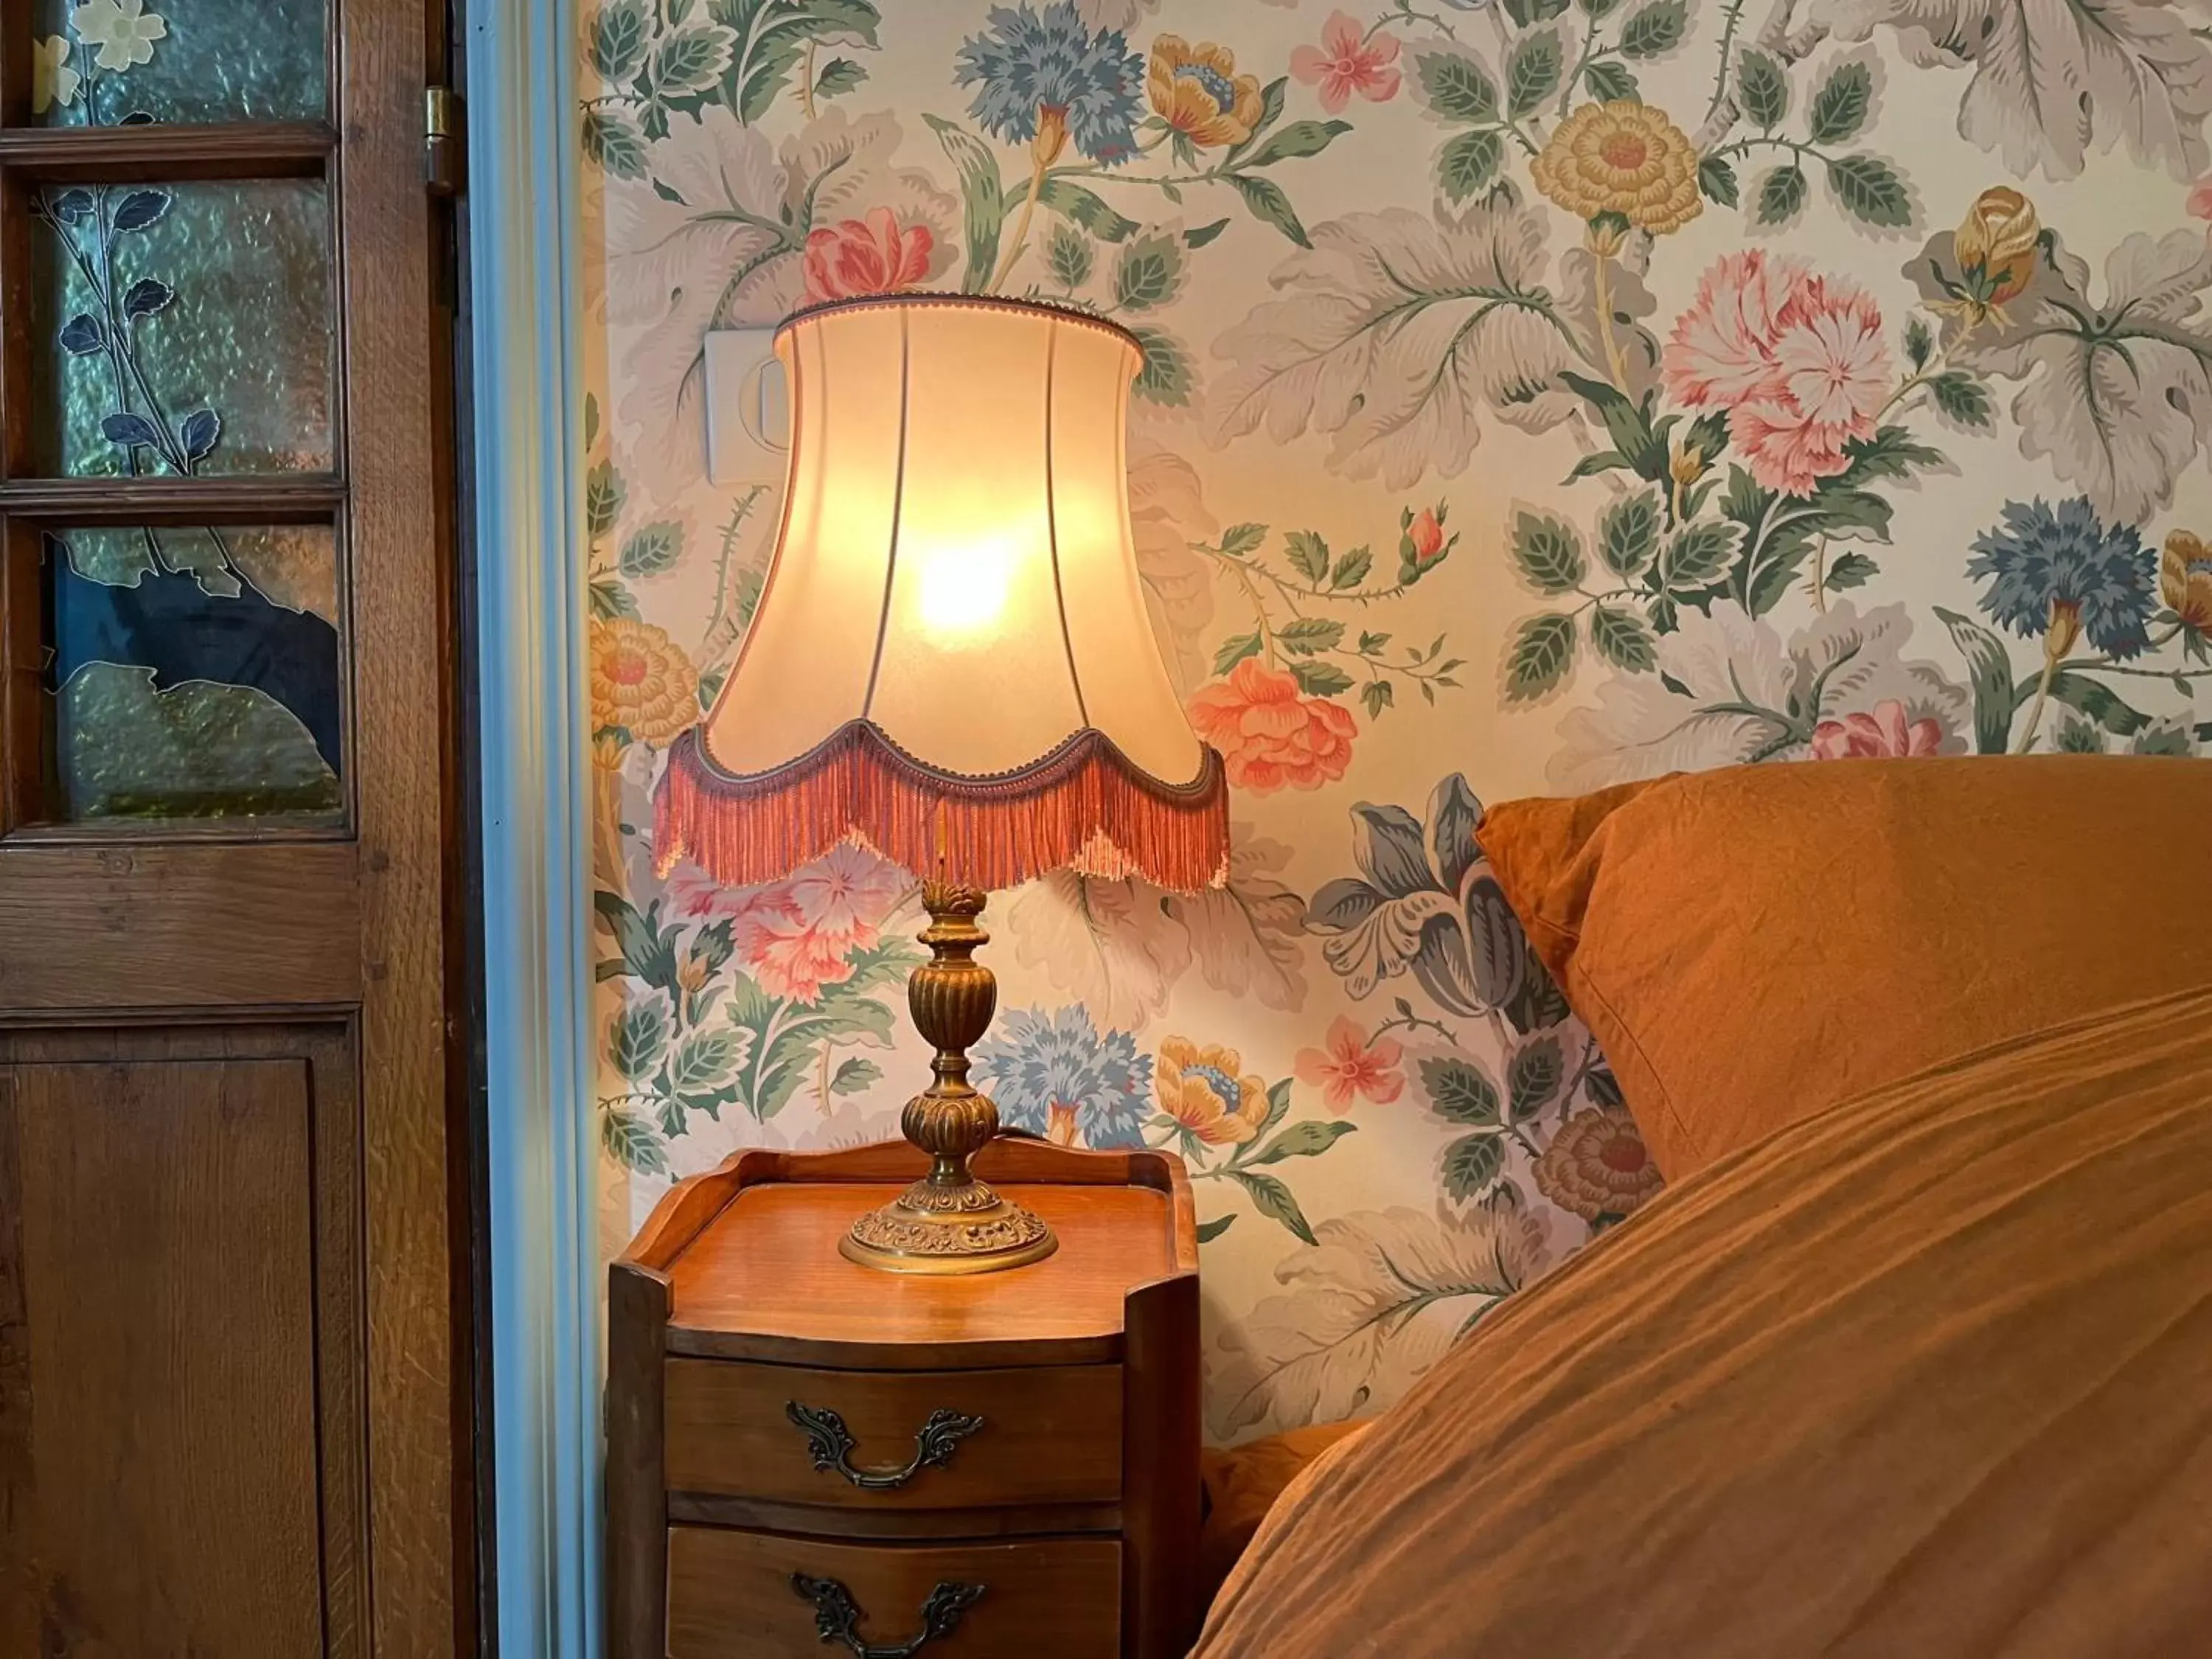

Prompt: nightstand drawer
[
  {"left": 664, "top": 1357, "right": 1124, "bottom": 1510},
  {"left": 666, "top": 1526, "right": 1122, "bottom": 1659}
]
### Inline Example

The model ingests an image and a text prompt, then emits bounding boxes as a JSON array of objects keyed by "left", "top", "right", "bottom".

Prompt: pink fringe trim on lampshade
[{"left": 653, "top": 720, "right": 1231, "bottom": 894}]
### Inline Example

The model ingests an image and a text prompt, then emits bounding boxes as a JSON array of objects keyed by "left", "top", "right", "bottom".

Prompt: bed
[{"left": 1194, "top": 755, "right": 2212, "bottom": 1657}]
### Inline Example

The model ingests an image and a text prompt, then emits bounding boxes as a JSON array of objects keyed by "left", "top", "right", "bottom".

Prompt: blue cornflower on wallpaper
[
  {"left": 973, "top": 1004, "right": 1150, "bottom": 1150},
  {"left": 1969, "top": 498, "right": 2159, "bottom": 661},
  {"left": 956, "top": 1, "right": 1142, "bottom": 163}
]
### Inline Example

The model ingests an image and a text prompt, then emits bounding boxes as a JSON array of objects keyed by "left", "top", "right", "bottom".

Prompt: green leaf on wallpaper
[
  {"left": 669, "top": 1028, "right": 745, "bottom": 1093},
  {"left": 1506, "top": 29, "right": 1565, "bottom": 117},
  {"left": 1618, "top": 0, "right": 1687, "bottom": 58},
  {"left": 1582, "top": 59, "right": 1640, "bottom": 102},
  {"left": 1195, "top": 1214, "right": 1237, "bottom": 1244},
  {"left": 1360, "top": 679, "right": 1394, "bottom": 718},
  {"left": 1029, "top": 176, "right": 1139, "bottom": 243},
  {"left": 582, "top": 107, "right": 649, "bottom": 178},
  {"left": 1927, "top": 369, "right": 1993, "bottom": 430},
  {"left": 651, "top": 23, "right": 737, "bottom": 96},
  {"left": 2054, "top": 712, "right": 2106, "bottom": 754},
  {"left": 586, "top": 460, "right": 627, "bottom": 539},
  {"left": 1241, "top": 119, "right": 1353, "bottom": 169},
  {"left": 1905, "top": 315, "right": 1934, "bottom": 370},
  {"left": 1242, "top": 1119, "right": 1357, "bottom": 1168},
  {"left": 1229, "top": 1169, "right": 1317, "bottom": 1245},
  {"left": 1697, "top": 153, "right": 1739, "bottom": 207},
  {"left": 1934, "top": 605, "right": 2017, "bottom": 755},
  {"left": 2042, "top": 671, "right": 2151, "bottom": 737},
  {"left": 717, "top": 0, "right": 881, "bottom": 122},
  {"left": 1579, "top": 0, "right": 1625, "bottom": 17},
  {"left": 1290, "top": 661, "right": 1355, "bottom": 697},
  {"left": 1331, "top": 546, "right": 1373, "bottom": 588},
  {"left": 830, "top": 1056, "right": 884, "bottom": 1096},
  {"left": 1112, "top": 230, "right": 1186, "bottom": 313},
  {"left": 1503, "top": 613, "right": 1578, "bottom": 703},
  {"left": 1436, "top": 128, "right": 1504, "bottom": 204},
  {"left": 1421, "top": 1055, "right": 1500, "bottom": 1125},
  {"left": 1807, "top": 59, "right": 1874, "bottom": 145},
  {"left": 1585, "top": 1066, "right": 1626, "bottom": 1109},
  {"left": 1277, "top": 616, "right": 1347, "bottom": 655},
  {"left": 1441, "top": 1130, "right": 1507, "bottom": 1199},
  {"left": 1219, "top": 522, "right": 1268, "bottom": 557},
  {"left": 1413, "top": 50, "right": 1499, "bottom": 125},
  {"left": 588, "top": 576, "right": 639, "bottom": 621},
  {"left": 1755, "top": 163, "right": 1807, "bottom": 226},
  {"left": 619, "top": 519, "right": 683, "bottom": 578},
  {"left": 1228, "top": 173, "right": 1310, "bottom": 247},
  {"left": 1596, "top": 491, "right": 1660, "bottom": 577},
  {"left": 601, "top": 1105, "right": 669, "bottom": 1176},
  {"left": 594, "top": 890, "right": 681, "bottom": 991},
  {"left": 610, "top": 1000, "right": 671, "bottom": 1082},
  {"left": 1508, "top": 1035, "right": 1566, "bottom": 1120},
  {"left": 1225, "top": 77, "right": 1290, "bottom": 166},
  {"left": 924, "top": 114, "right": 1005, "bottom": 291},
  {"left": 1823, "top": 550, "right": 1879, "bottom": 591},
  {"left": 1184, "top": 218, "right": 1232, "bottom": 248},
  {"left": 813, "top": 55, "right": 869, "bottom": 100},
  {"left": 1130, "top": 326, "right": 1196, "bottom": 407},
  {"left": 1825, "top": 155, "right": 1911, "bottom": 228},
  {"left": 1213, "top": 631, "right": 1263, "bottom": 674},
  {"left": 1736, "top": 49, "right": 1790, "bottom": 130},
  {"left": 1285, "top": 529, "right": 1332, "bottom": 585},
  {"left": 2130, "top": 721, "right": 2194, "bottom": 758},
  {"left": 592, "top": 0, "right": 652, "bottom": 85},
  {"left": 1046, "top": 221, "right": 1093, "bottom": 291},
  {"left": 1589, "top": 602, "right": 1658, "bottom": 672},
  {"left": 1509, "top": 511, "right": 1586, "bottom": 594},
  {"left": 1659, "top": 522, "right": 1737, "bottom": 592},
  {"left": 1261, "top": 1077, "right": 1295, "bottom": 1137}
]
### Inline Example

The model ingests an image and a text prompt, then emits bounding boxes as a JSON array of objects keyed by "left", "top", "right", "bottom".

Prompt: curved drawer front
[
  {"left": 664, "top": 1358, "right": 1124, "bottom": 1510},
  {"left": 665, "top": 1525, "right": 1121, "bottom": 1659}
]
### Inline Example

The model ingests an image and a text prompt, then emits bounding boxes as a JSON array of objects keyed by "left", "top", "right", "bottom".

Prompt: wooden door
[{"left": 0, "top": 1, "right": 465, "bottom": 1655}]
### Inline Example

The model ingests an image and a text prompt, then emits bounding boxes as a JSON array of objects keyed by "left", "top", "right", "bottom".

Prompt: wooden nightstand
[{"left": 607, "top": 1140, "right": 1202, "bottom": 1659}]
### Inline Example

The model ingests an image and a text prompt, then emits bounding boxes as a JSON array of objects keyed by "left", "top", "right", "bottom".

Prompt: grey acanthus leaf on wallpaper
[{"left": 577, "top": 0, "right": 2212, "bottom": 1444}]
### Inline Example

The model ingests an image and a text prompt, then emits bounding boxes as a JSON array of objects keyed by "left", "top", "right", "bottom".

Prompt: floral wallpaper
[{"left": 580, "top": 0, "right": 2212, "bottom": 1444}]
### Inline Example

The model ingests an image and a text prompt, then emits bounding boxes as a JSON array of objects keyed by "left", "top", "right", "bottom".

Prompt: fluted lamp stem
[{"left": 840, "top": 882, "right": 1057, "bottom": 1273}]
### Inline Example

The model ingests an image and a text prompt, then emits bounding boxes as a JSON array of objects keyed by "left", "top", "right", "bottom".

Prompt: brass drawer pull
[
  {"left": 791, "top": 1573, "right": 984, "bottom": 1658},
  {"left": 785, "top": 1401, "right": 986, "bottom": 1490}
]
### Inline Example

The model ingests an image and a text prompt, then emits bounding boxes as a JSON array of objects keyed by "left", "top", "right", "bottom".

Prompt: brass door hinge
[{"left": 425, "top": 86, "right": 462, "bottom": 196}]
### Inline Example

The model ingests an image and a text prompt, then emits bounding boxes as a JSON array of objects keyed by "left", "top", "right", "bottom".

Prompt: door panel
[
  {"left": 0, "top": 1032, "right": 366, "bottom": 1658},
  {"left": 0, "top": 0, "right": 462, "bottom": 1652}
]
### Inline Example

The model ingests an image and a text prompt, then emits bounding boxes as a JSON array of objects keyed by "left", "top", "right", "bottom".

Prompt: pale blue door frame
[{"left": 466, "top": 0, "right": 602, "bottom": 1654}]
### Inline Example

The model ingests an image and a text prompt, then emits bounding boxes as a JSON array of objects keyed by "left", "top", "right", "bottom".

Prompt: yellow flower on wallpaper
[
  {"left": 1155, "top": 1037, "right": 1270, "bottom": 1144},
  {"left": 2163, "top": 531, "right": 2212, "bottom": 634},
  {"left": 589, "top": 616, "right": 699, "bottom": 746},
  {"left": 1953, "top": 185, "right": 2042, "bottom": 319},
  {"left": 1147, "top": 35, "right": 1265, "bottom": 150},
  {"left": 1530, "top": 100, "right": 1701, "bottom": 235}
]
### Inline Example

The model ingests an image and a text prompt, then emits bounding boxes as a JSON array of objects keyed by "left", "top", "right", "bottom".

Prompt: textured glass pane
[
  {"left": 30, "top": 180, "right": 333, "bottom": 477},
  {"left": 29, "top": 0, "right": 327, "bottom": 126},
  {"left": 46, "top": 527, "right": 343, "bottom": 824}
]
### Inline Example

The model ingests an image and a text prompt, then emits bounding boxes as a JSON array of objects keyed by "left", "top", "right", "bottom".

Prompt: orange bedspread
[{"left": 1197, "top": 986, "right": 2212, "bottom": 1658}]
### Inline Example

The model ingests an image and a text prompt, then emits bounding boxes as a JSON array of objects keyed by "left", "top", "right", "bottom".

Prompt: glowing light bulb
[{"left": 914, "top": 535, "right": 1018, "bottom": 641}]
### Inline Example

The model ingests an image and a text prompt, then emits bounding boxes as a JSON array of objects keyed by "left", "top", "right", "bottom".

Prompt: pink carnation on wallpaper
[
  {"left": 1665, "top": 251, "right": 1890, "bottom": 497},
  {"left": 2191, "top": 178, "right": 2212, "bottom": 220},
  {"left": 1290, "top": 11, "right": 1400, "bottom": 116},
  {"left": 803, "top": 206, "right": 934, "bottom": 305},
  {"left": 1189, "top": 657, "right": 1358, "bottom": 793},
  {"left": 1809, "top": 700, "right": 1945, "bottom": 761},
  {"left": 660, "top": 844, "right": 910, "bottom": 1002}
]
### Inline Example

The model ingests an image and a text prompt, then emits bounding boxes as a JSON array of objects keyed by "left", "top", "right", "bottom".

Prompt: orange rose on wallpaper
[
  {"left": 2163, "top": 531, "right": 2212, "bottom": 635},
  {"left": 1534, "top": 1109, "right": 1663, "bottom": 1222},
  {"left": 802, "top": 206, "right": 935, "bottom": 304},
  {"left": 589, "top": 616, "right": 698, "bottom": 746},
  {"left": 1155, "top": 1037, "right": 1271, "bottom": 1145},
  {"left": 1190, "top": 658, "right": 1357, "bottom": 793},
  {"left": 1295, "top": 1016, "right": 1404, "bottom": 1110}
]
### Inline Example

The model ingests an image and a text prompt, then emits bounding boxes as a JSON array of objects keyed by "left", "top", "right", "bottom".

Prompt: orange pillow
[{"left": 1479, "top": 757, "right": 2212, "bottom": 1180}]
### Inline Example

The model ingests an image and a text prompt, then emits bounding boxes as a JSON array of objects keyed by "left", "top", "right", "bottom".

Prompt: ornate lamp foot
[{"left": 841, "top": 882, "right": 1057, "bottom": 1276}]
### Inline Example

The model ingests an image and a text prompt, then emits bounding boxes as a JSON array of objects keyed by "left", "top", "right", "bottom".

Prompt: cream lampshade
[{"left": 656, "top": 293, "right": 1229, "bottom": 1273}]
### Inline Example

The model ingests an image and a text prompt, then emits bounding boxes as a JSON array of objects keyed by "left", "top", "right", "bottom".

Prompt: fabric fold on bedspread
[{"left": 1195, "top": 985, "right": 2212, "bottom": 1659}]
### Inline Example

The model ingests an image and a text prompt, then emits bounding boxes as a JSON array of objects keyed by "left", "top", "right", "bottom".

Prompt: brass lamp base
[{"left": 842, "top": 881, "right": 1058, "bottom": 1276}]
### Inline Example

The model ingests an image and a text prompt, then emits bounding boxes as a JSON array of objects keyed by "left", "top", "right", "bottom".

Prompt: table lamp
[{"left": 657, "top": 294, "right": 1229, "bottom": 1274}]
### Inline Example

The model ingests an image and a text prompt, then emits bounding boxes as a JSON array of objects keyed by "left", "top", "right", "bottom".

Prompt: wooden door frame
[{"left": 463, "top": 0, "right": 603, "bottom": 1654}]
